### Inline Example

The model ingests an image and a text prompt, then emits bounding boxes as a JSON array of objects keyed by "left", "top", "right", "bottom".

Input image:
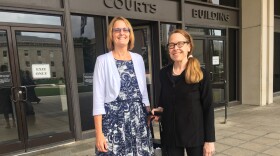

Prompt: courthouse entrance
[{"left": 0, "top": 26, "right": 73, "bottom": 154}]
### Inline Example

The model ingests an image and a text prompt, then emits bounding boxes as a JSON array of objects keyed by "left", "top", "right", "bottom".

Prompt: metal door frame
[
  {"left": 0, "top": 25, "right": 25, "bottom": 154},
  {"left": 0, "top": 26, "right": 74, "bottom": 154},
  {"left": 207, "top": 37, "right": 227, "bottom": 107},
  {"left": 192, "top": 35, "right": 228, "bottom": 108}
]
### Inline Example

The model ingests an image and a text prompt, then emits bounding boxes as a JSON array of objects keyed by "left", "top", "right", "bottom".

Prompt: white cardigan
[{"left": 92, "top": 51, "right": 150, "bottom": 115}]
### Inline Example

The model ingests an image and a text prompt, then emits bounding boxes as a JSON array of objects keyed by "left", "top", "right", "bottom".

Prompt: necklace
[{"left": 172, "top": 66, "right": 182, "bottom": 76}]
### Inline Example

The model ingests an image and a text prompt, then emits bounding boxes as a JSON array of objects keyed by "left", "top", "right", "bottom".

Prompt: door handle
[
  {"left": 20, "top": 86, "right": 28, "bottom": 102},
  {"left": 210, "top": 72, "right": 213, "bottom": 81},
  {"left": 10, "top": 86, "right": 29, "bottom": 102},
  {"left": 220, "top": 79, "right": 227, "bottom": 84}
]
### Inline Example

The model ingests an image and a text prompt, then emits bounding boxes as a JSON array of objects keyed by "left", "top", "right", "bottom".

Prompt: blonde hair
[
  {"left": 106, "top": 16, "right": 135, "bottom": 51},
  {"left": 169, "top": 29, "right": 203, "bottom": 84}
]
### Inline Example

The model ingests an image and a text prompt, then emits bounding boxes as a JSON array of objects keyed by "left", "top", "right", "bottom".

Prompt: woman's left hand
[{"left": 203, "top": 142, "right": 215, "bottom": 156}]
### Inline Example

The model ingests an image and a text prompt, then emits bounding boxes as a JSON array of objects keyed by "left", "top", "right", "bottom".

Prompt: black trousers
[{"left": 165, "top": 145, "right": 203, "bottom": 156}]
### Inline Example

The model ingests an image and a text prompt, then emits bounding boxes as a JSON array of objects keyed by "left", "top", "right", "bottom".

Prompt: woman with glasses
[
  {"left": 152, "top": 29, "right": 215, "bottom": 156},
  {"left": 93, "top": 16, "right": 154, "bottom": 155}
]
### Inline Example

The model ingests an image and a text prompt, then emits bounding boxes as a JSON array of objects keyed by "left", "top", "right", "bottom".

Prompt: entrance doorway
[
  {"left": 193, "top": 36, "right": 227, "bottom": 107},
  {"left": 0, "top": 26, "right": 73, "bottom": 154}
]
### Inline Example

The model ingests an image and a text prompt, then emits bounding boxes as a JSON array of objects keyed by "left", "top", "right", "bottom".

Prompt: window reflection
[
  {"left": 191, "top": 0, "right": 238, "bottom": 8},
  {"left": 193, "top": 39, "right": 205, "bottom": 67},
  {"left": 71, "top": 15, "right": 105, "bottom": 131},
  {"left": 0, "top": 11, "right": 61, "bottom": 26},
  {"left": 186, "top": 27, "right": 225, "bottom": 36},
  {"left": 0, "top": 31, "right": 17, "bottom": 143},
  {"left": 186, "top": 27, "right": 207, "bottom": 36},
  {"left": 160, "top": 24, "right": 177, "bottom": 67},
  {"left": 15, "top": 31, "right": 70, "bottom": 138},
  {"left": 16, "top": 32, "right": 64, "bottom": 81},
  {"left": 132, "top": 26, "right": 154, "bottom": 107},
  {"left": 3, "top": 50, "right": 7, "bottom": 57}
]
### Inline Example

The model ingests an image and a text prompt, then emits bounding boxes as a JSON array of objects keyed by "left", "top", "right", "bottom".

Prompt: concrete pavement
[{"left": 14, "top": 97, "right": 280, "bottom": 156}]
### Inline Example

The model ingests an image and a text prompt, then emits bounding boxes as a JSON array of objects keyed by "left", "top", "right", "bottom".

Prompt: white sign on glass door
[
  {"left": 32, "top": 64, "right": 51, "bottom": 79},
  {"left": 212, "top": 56, "right": 219, "bottom": 65}
]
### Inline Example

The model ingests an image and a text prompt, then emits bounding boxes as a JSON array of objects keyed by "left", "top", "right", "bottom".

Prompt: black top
[{"left": 158, "top": 64, "right": 215, "bottom": 147}]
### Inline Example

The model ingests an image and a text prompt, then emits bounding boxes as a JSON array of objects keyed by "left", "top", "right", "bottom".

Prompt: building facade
[{"left": 0, "top": 0, "right": 278, "bottom": 154}]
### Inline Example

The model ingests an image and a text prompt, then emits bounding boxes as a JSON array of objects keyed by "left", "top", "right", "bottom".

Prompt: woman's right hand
[
  {"left": 95, "top": 132, "right": 108, "bottom": 152},
  {"left": 151, "top": 107, "right": 163, "bottom": 122}
]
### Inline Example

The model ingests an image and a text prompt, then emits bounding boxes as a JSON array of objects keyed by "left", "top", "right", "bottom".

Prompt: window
[
  {"left": 26, "top": 61, "right": 30, "bottom": 67},
  {"left": 3, "top": 50, "right": 7, "bottom": 57},
  {"left": 14, "top": 30, "right": 70, "bottom": 139},
  {"left": 37, "top": 50, "right": 41, "bottom": 56},
  {"left": 51, "top": 61, "right": 55, "bottom": 66},
  {"left": 52, "top": 72, "right": 56, "bottom": 77},
  {"left": 186, "top": 27, "right": 207, "bottom": 36},
  {"left": 50, "top": 51, "right": 54, "bottom": 58},
  {"left": 186, "top": 27, "right": 226, "bottom": 36},
  {"left": 71, "top": 15, "right": 105, "bottom": 131},
  {"left": 160, "top": 23, "right": 177, "bottom": 67},
  {"left": 228, "top": 29, "right": 239, "bottom": 101},
  {"left": 0, "top": 11, "right": 61, "bottom": 25},
  {"left": 190, "top": 0, "right": 238, "bottom": 8},
  {"left": 24, "top": 50, "right": 28, "bottom": 56}
]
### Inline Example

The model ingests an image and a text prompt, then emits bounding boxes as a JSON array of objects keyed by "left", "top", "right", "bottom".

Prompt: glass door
[
  {"left": 193, "top": 37, "right": 227, "bottom": 107},
  {"left": 0, "top": 26, "right": 73, "bottom": 154},
  {"left": 208, "top": 38, "right": 227, "bottom": 106},
  {"left": 0, "top": 26, "right": 24, "bottom": 154}
]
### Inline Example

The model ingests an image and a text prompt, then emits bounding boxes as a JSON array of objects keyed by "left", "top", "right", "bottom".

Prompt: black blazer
[{"left": 158, "top": 64, "right": 215, "bottom": 147}]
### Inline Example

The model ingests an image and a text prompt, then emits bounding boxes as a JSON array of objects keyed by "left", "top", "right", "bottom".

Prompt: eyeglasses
[
  {"left": 112, "top": 27, "right": 130, "bottom": 33},
  {"left": 167, "top": 41, "right": 190, "bottom": 49}
]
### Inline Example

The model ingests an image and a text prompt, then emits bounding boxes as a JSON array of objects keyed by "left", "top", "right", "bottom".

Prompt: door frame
[
  {"left": 207, "top": 37, "right": 227, "bottom": 107},
  {"left": 0, "top": 25, "right": 25, "bottom": 154},
  {"left": 0, "top": 26, "right": 74, "bottom": 154}
]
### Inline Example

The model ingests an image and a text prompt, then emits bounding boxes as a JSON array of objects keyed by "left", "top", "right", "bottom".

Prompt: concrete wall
[{"left": 241, "top": 0, "right": 274, "bottom": 106}]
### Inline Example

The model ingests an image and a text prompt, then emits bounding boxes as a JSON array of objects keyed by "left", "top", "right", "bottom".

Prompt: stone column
[{"left": 241, "top": 0, "right": 274, "bottom": 106}]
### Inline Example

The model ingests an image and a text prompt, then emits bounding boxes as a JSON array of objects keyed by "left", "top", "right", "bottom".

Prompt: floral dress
[{"left": 96, "top": 60, "right": 154, "bottom": 156}]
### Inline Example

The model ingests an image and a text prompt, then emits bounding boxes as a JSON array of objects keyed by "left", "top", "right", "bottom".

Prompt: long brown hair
[
  {"left": 107, "top": 16, "right": 135, "bottom": 51},
  {"left": 169, "top": 29, "right": 203, "bottom": 84}
]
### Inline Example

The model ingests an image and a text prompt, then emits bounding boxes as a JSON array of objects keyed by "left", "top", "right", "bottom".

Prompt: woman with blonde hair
[
  {"left": 93, "top": 16, "right": 154, "bottom": 155},
  {"left": 152, "top": 29, "right": 215, "bottom": 156}
]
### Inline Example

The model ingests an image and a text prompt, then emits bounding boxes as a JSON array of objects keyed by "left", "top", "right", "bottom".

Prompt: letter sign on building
[
  {"left": 32, "top": 64, "right": 51, "bottom": 79},
  {"left": 185, "top": 3, "right": 238, "bottom": 27},
  {"left": 104, "top": 0, "right": 156, "bottom": 14}
]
